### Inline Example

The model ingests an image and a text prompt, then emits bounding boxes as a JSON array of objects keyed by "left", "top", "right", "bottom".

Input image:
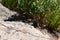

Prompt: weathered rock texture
[
  {"left": 0, "top": 3, "right": 52, "bottom": 40},
  {"left": 0, "top": 3, "right": 17, "bottom": 20},
  {"left": 0, "top": 21, "right": 51, "bottom": 40}
]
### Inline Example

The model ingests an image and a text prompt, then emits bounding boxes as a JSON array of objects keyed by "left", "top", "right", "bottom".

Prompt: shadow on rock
[
  {"left": 4, "top": 13, "right": 60, "bottom": 39},
  {"left": 4, "top": 13, "right": 45, "bottom": 28},
  {"left": 4, "top": 13, "right": 32, "bottom": 23}
]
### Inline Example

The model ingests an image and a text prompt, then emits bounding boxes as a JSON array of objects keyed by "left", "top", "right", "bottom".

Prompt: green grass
[
  {"left": 2, "top": 0, "right": 60, "bottom": 31},
  {"left": 2, "top": 0, "right": 17, "bottom": 10}
]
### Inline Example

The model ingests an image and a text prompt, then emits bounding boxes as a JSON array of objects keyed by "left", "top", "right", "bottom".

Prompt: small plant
[
  {"left": 2, "top": 0, "right": 17, "bottom": 10},
  {"left": 2, "top": 0, "right": 60, "bottom": 31},
  {"left": 38, "top": 0, "right": 60, "bottom": 31}
]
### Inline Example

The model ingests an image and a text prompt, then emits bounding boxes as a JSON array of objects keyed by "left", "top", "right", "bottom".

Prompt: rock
[
  {"left": 0, "top": 3, "right": 51, "bottom": 40},
  {"left": 0, "top": 3, "right": 17, "bottom": 20},
  {"left": 0, "top": 21, "right": 51, "bottom": 40}
]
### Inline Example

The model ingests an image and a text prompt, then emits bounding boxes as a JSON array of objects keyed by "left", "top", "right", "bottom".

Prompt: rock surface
[
  {"left": 0, "top": 3, "right": 51, "bottom": 40},
  {"left": 0, "top": 3, "right": 17, "bottom": 20},
  {"left": 0, "top": 21, "right": 51, "bottom": 40}
]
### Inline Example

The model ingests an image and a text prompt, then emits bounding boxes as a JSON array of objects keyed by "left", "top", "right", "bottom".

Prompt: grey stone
[
  {"left": 0, "top": 21, "right": 51, "bottom": 40},
  {"left": 0, "top": 3, "right": 52, "bottom": 40},
  {"left": 0, "top": 3, "right": 17, "bottom": 20}
]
